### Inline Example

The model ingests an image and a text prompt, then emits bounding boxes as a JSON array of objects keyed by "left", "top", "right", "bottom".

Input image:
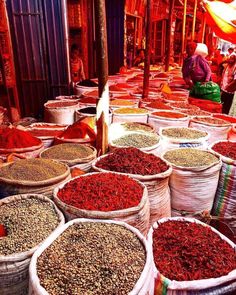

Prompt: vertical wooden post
[
  {"left": 191, "top": 0, "right": 197, "bottom": 41},
  {"left": 180, "top": 0, "right": 187, "bottom": 66},
  {"left": 94, "top": 0, "right": 109, "bottom": 155},
  {"left": 142, "top": 0, "right": 152, "bottom": 99},
  {"left": 200, "top": 13, "right": 206, "bottom": 43},
  {"left": 165, "top": 0, "right": 175, "bottom": 72}
]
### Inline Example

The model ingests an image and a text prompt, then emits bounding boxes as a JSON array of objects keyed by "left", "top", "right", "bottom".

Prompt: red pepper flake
[
  {"left": 170, "top": 102, "right": 199, "bottom": 110},
  {"left": 57, "top": 173, "right": 143, "bottom": 211},
  {"left": 164, "top": 96, "right": 186, "bottom": 102},
  {"left": 29, "top": 129, "right": 64, "bottom": 137},
  {"left": 152, "top": 111, "right": 187, "bottom": 119},
  {"left": 180, "top": 109, "right": 211, "bottom": 116},
  {"left": 147, "top": 102, "right": 172, "bottom": 110},
  {"left": 153, "top": 220, "right": 236, "bottom": 281},
  {"left": 78, "top": 97, "right": 98, "bottom": 104},
  {"left": 46, "top": 101, "right": 78, "bottom": 108},
  {"left": 213, "top": 114, "right": 236, "bottom": 124},
  {"left": 192, "top": 116, "right": 230, "bottom": 125},
  {"left": 212, "top": 141, "right": 236, "bottom": 160},
  {"left": 0, "top": 224, "right": 7, "bottom": 237},
  {"left": 95, "top": 147, "right": 169, "bottom": 175}
]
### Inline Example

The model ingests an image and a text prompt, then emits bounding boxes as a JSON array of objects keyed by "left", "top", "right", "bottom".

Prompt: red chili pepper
[
  {"left": 153, "top": 220, "right": 236, "bottom": 281},
  {"left": 212, "top": 141, "right": 236, "bottom": 160},
  {"left": 0, "top": 224, "right": 7, "bottom": 237}
]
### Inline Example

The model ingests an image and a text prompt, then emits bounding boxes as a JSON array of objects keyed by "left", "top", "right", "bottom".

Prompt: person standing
[
  {"left": 133, "top": 49, "right": 145, "bottom": 67},
  {"left": 221, "top": 54, "right": 236, "bottom": 114},
  {"left": 182, "top": 42, "right": 212, "bottom": 88},
  {"left": 70, "top": 44, "right": 85, "bottom": 84}
]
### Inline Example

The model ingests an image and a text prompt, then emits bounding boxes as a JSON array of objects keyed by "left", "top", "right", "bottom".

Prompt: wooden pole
[
  {"left": 165, "top": 0, "right": 176, "bottom": 72},
  {"left": 180, "top": 0, "right": 187, "bottom": 66},
  {"left": 201, "top": 13, "right": 206, "bottom": 43},
  {"left": 94, "top": 0, "right": 109, "bottom": 155},
  {"left": 142, "top": 0, "right": 152, "bottom": 99},
  {"left": 191, "top": 0, "right": 197, "bottom": 41}
]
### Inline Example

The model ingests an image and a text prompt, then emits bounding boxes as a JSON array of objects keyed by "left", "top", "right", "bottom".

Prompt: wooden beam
[
  {"left": 180, "top": 0, "right": 187, "bottom": 66},
  {"left": 191, "top": 0, "right": 197, "bottom": 41},
  {"left": 165, "top": 0, "right": 176, "bottom": 72},
  {"left": 200, "top": 13, "right": 206, "bottom": 43},
  {"left": 94, "top": 0, "right": 109, "bottom": 155},
  {"left": 142, "top": 0, "right": 152, "bottom": 99}
]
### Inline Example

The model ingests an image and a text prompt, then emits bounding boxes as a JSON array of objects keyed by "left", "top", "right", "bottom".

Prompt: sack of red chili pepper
[
  {"left": 148, "top": 217, "right": 236, "bottom": 295},
  {"left": 148, "top": 111, "right": 189, "bottom": 133},
  {"left": 189, "top": 116, "right": 231, "bottom": 144},
  {"left": 29, "top": 218, "right": 155, "bottom": 295},
  {"left": 93, "top": 147, "right": 172, "bottom": 226},
  {"left": 163, "top": 148, "right": 222, "bottom": 216},
  {"left": 53, "top": 172, "right": 150, "bottom": 235},
  {"left": 210, "top": 141, "right": 236, "bottom": 235}
]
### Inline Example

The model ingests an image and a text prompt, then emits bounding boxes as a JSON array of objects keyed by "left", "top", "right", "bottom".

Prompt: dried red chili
[
  {"left": 57, "top": 173, "right": 143, "bottom": 211},
  {"left": 192, "top": 116, "right": 230, "bottom": 125},
  {"left": 152, "top": 111, "right": 187, "bottom": 119},
  {"left": 212, "top": 141, "right": 236, "bottom": 160},
  {"left": 213, "top": 114, "right": 236, "bottom": 124},
  {"left": 95, "top": 147, "right": 169, "bottom": 175},
  {"left": 153, "top": 220, "right": 236, "bottom": 281},
  {"left": 0, "top": 224, "right": 7, "bottom": 237},
  {"left": 170, "top": 102, "right": 199, "bottom": 110}
]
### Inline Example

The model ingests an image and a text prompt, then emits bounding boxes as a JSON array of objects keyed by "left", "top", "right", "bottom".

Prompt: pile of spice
[
  {"left": 163, "top": 148, "right": 219, "bottom": 167},
  {"left": 162, "top": 128, "right": 207, "bottom": 140},
  {"left": 170, "top": 102, "right": 199, "bottom": 110},
  {"left": 213, "top": 114, "right": 236, "bottom": 124},
  {"left": 110, "top": 99, "right": 135, "bottom": 106},
  {"left": 78, "top": 97, "right": 98, "bottom": 104},
  {"left": 121, "top": 122, "right": 154, "bottom": 132},
  {"left": 57, "top": 173, "right": 143, "bottom": 211},
  {"left": 109, "top": 85, "right": 127, "bottom": 92},
  {"left": 0, "top": 197, "right": 60, "bottom": 255},
  {"left": 0, "top": 127, "right": 42, "bottom": 150},
  {"left": 114, "top": 107, "right": 148, "bottom": 114},
  {"left": 212, "top": 141, "right": 236, "bottom": 160},
  {"left": 45, "top": 101, "right": 79, "bottom": 108},
  {"left": 95, "top": 147, "right": 169, "bottom": 175},
  {"left": 0, "top": 158, "right": 68, "bottom": 182},
  {"left": 153, "top": 220, "right": 236, "bottom": 281},
  {"left": 164, "top": 96, "right": 186, "bottom": 102},
  {"left": 58, "top": 121, "right": 96, "bottom": 140},
  {"left": 40, "top": 144, "right": 95, "bottom": 161},
  {"left": 84, "top": 90, "right": 99, "bottom": 97},
  {"left": 116, "top": 83, "right": 136, "bottom": 89},
  {"left": 111, "top": 133, "right": 159, "bottom": 148},
  {"left": 191, "top": 116, "right": 230, "bottom": 126},
  {"left": 151, "top": 111, "right": 187, "bottom": 119},
  {"left": 180, "top": 109, "right": 211, "bottom": 116},
  {"left": 146, "top": 102, "right": 172, "bottom": 110},
  {"left": 37, "top": 222, "right": 145, "bottom": 295},
  {"left": 28, "top": 123, "right": 66, "bottom": 138}
]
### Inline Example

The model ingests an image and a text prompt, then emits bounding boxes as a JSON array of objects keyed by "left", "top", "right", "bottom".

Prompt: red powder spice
[
  {"left": 180, "top": 109, "right": 211, "bottom": 116},
  {"left": 164, "top": 96, "right": 186, "bottom": 102},
  {"left": 170, "top": 102, "right": 199, "bottom": 110},
  {"left": 29, "top": 129, "right": 64, "bottom": 138},
  {"left": 153, "top": 220, "right": 236, "bottom": 281},
  {"left": 59, "top": 121, "right": 96, "bottom": 140},
  {"left": 57, "top": 173, "right": 143, "bottom": 211},
  {"left": 147, "top": 102, "right": 172, "bottom": 110},
  {"left": 213, "top": 114, "right": 236, "bottom": 124},
  {"left": 45, "top": 101, "right": 79, "bottom": 108},
  {"left": 192, "top": 116, "right": 230, "bottom": 125},
  {"left": 0, "top": 127, "right": 42, "bottom": 150},
  {"left": 152, "top": 111, "right": 187, "bottom": 119},
  {"left": 212, "top": 141, "right": 236, "bottom": 160},
  {"left": 79, "top": 97, "right": 98, "bottom": 104},
  {"left": 116, "top": 83, "right": 135, "bottom": 89},
  {"left": 109, "top": 85, "right": 126, "bottom": 92},
  {"left": 95, "top": 147, "right": 169, "bottom": 175}
]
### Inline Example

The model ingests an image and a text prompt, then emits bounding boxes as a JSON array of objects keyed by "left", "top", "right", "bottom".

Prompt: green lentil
[
  {"left": 112, "top": 133, "right": 159, "bottom": 148},
  {"left": 163, "top": 148, "right": 219, "bottom": 167},
  {"left": 0, "top": 197, "right": 60, "bottom": 255},
  {"left": 122, "top": 122, "right": 154, "bottom": 132},
  {"left": 40, "top": 143, "right": 94, "bottom": 161},
  {"left": 0, "top": 158, "right": 68, "bottom": 182},
  {"left": 37, "top": 222, "right": 146, "bottom": 295},
  {"left": 162, "top": 128, "right": 207, "bottom": 139}
]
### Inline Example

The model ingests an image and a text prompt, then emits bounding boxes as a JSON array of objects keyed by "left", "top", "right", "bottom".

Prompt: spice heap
[
  {"left": 0, "top": 158, "right": 68, "bottom": 182},
  {"left": 0, "top": 197, "right": 59, "bottom": 255},
  {"left": 58, "top": 121, "right": 96, "bottom": 140},
  {"left": 122, "top": 122, "right": 154, "bottom": 132},
  {"left": 111, "top": 133, "right": 159, "bottom": 148},
  {"left": 146, "top": 102, "right": 172, "bottom": 110},
  {"left": 212, "top": 141, "right": 236, "bottom": 160},
  {"left": 41, "top": 144, "right": 94, "bottom": 161},
  {"left": 45, "top": 101, "right": 78, "bottom": 108},
  {"left": 153, "top": 220, "right": 236, "bottom": 281},
  {"left": 57, "top": 173, "right": 143, "bottom": 211},
  {"left": 180, "top": 109, "right": 211, "bottom": 116},
  {"left": 37, "top": 222, "right": 145, "bottom": 295},
  {"left": 213, "top": 114, "right": 236, "bottom": 124},
  {"left": 162, "top": 128, "right": 207, "bottom": 140},
  {"left": 152, "top": 111, "right": 187, "bottom": 119},
  {"left": 0, "top": 127, "right": 42, "bottom": 150},
  {"left": 78, "top": 97, "right": 98, "bottom": 104},
  {"left": 110, "top": 99, "right": 135, "bottom": 106},
  {"left": 109, "top": 85, "right": 127, "bottom": 92},
  {"left": 163, "top": 148, "right": 218, "bottom": 167},
  {"left": 192, "top": 116, "right": 230, "bottom": 126},
  {"left": 114, "top": 107, "right": 148, "bottom": 114},
  {"left": 170, "top": 102, "right": 199, "bottom": 110},
  {"left": 164, "top": 96, "right": 186, "bottom": 102},
  {"left": 95, "top": 147, "right": 169, "bottom": 175}
]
